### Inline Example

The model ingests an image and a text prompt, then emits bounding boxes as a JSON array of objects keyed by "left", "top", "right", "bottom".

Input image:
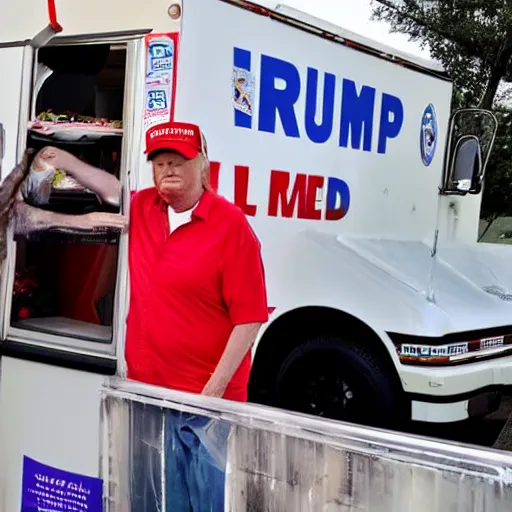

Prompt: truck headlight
[{"left": 396, "top": 335, "right": 512, "bottom": 365}]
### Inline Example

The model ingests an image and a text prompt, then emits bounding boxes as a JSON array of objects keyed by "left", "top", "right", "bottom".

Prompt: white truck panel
[
  {"left": 173, "top": 0, "right": 504, "bottom": 335},
  {"left": 0, "top": 0, "right": 179, "bottom": 43},
  {"left": 169, "top": 0, "right": 512, "bottom": 419},
  {"left": 0, "top": 358, "right": 105, "bottom": 512},
  {"left": 0, "top": 12, "right": 507, "bottom": 504},
  {"left": 174, "top": 0, "right": 454, "bottom": 242},
  {"left": 0, "top": 0, "right": 445, "bottom": 76}
]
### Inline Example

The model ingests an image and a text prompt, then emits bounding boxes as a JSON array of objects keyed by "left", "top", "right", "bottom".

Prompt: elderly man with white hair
[
  {"left": 127, "top": 121, "right": 268, "bottom": 401},
  {"left": 127, "top": 121, "right": 268, "bottom": 510}
]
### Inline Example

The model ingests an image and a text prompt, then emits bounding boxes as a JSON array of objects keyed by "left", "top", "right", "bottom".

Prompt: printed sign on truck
[
  {"left": 20, "top": 456, "right": 102, "bottom": 512},
  {"left": 144, "top": 33, "right": 179, "bottom": 130}
]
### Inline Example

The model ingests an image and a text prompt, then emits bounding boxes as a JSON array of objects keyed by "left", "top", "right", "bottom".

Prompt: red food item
[{"left": 18, "top": 307, "right": 31, "bottom": 319}]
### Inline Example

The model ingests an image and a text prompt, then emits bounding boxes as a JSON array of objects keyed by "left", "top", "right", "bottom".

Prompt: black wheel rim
[{"left": 276, "top": 350, "right": 375, "bottom": 423}]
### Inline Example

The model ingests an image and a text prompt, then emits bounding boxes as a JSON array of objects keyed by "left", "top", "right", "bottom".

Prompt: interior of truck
[{"left": 11, "top": 42, "right": 127, "bottom": 344}]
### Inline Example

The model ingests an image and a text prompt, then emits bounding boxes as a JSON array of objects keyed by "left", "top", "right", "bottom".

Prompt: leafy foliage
[
  {"left": 372, "top": 0, "right": 512, "bottom": 227},
  {"left": 372, "top": 1, "right": 512, "bottom": 109},
  {"left": 481, "top": 109, "right": 512, "bottom": 220}
]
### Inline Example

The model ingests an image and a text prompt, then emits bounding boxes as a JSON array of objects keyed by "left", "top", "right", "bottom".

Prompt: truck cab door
[
  {"left": 0, "top": 44, "right": 32, "bottom": 184},
  {"left": 0, "top": 24, "right": 63, "bottom": 511},
  {"left": 0, "top": 20, "right": 62, "bottom": 338},
  {"left": 0, "top": 44, "right": 34, "bottom": 341},
  {"left": 0, "top": 29, "right": 144, "bottom": 511},
  {"left": 0, "top": 14, "right": 62, "bottom": 183}
]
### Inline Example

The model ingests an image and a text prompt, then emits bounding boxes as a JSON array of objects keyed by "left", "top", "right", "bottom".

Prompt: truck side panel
[{"left": 173, "top": 0, "right": 453, "bottom": 246}]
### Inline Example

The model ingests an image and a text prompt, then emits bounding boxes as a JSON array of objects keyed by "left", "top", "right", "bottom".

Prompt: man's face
[{"left": 151, "top": 150, "right": 201, "bottom": 199}]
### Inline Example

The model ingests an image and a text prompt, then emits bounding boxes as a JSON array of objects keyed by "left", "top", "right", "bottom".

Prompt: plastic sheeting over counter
[{"left": 100, "top": 378, "right": 512, "bottom": 511}]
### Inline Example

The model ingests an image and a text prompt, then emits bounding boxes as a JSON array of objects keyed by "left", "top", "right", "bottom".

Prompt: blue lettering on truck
[{"left": 233, "top": 47, "right": 404, "bottom": 154}]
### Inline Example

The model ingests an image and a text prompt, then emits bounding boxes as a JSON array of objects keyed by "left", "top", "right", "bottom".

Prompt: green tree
[
  {"left": 372, "top": 0, "right": 512, "bottom": 237},
  {"left": 372, "top": 1, "right": 512, "bottom": 109},
  {"left": 478, "top": 108, "right": 512, "bottom": 239}
]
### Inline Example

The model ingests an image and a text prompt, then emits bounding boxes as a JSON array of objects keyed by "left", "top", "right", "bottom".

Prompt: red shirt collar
[{"left": 154, "top": 189, "right": 214, "bottom": 221}]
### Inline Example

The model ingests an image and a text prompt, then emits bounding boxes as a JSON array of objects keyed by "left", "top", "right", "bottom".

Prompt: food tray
[{"left": 28, "top": 120, "right": 123, "bottom": 141}]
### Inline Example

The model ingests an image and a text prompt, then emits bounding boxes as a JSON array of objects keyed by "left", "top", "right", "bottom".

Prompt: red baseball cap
[{"left": 145, "top": 121, "right": 204, "bottom": 160}]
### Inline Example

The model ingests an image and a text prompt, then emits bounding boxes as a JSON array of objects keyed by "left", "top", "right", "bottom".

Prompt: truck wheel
[{"left": 274, "top": 335, "right": 401, "bottom": 428}]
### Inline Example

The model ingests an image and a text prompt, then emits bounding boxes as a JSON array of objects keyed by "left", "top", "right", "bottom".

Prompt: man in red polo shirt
[
  {"left": 126, "top": 122, "right": 268, "bottom": 399},
  {"left": 126, "top": 121, "right": 268, "bottom": 512}
]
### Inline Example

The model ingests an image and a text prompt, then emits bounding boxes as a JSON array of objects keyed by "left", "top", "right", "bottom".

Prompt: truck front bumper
[{"left": 400, "top": 354, "right": 512, "bottom": 423}]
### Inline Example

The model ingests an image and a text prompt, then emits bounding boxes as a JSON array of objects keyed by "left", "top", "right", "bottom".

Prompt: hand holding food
[
  {"left": 0, "top": 149, "right": 33, "bottom": 263},
  {"left": 21, "top": 147, "right": 59, "bottom": 206},
  {"left": 33, "top": 146, "right": 80, "bottom": 174},
  {"left": 21, "top": 145, "right": 120, "bottom": 208},
  {"left": 21, "top": 146, "right": 95, "bottom": 207},
  {"left": 0, "top": 147, "right": 126, "bottom": 239}
]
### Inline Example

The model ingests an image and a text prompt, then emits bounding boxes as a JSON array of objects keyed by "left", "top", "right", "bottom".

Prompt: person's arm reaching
[
  {"left": 13, "top": 199, "right": 128, "bottom": 235},
  {"left": 36, "top": 146, "right": 121, "bottom": 206},
  {"left": 0, "top": 149, "right": 127, "bottom": 262}
]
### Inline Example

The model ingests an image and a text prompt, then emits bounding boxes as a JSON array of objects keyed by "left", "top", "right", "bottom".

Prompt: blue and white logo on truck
[
  {"left": 232, "top": 47, "right": 404, "bottom": 154},
  {"left": 420, "top": 103, "right": 437, "bottom": 166},
  {"left": 147, "top": 90, "right": 168, "bottom": 111},
  {"left": 233, "top": 67, "right": 255, "bottom": 117}
]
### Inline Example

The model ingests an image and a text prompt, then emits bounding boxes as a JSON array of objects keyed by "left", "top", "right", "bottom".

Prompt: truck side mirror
[
  {"left": 446, "top": 135, "right": 483, "bottom": 194},
  {"left": 440, "top": 108, "right": 497, "bottom": 196}
]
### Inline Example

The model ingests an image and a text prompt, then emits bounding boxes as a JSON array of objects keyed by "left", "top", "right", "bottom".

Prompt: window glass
[{"left": 11, "top": 42, "right": 127, "bottom": 344}]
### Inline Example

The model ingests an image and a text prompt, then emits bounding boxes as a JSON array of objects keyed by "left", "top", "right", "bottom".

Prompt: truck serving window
[{"left": 10, "top": 42, "right": 127, "bottom": 346}]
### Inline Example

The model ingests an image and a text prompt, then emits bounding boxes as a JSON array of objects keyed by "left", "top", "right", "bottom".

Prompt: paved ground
[{"left": 408, "top": 395, "right": 512, "bottom": 449}]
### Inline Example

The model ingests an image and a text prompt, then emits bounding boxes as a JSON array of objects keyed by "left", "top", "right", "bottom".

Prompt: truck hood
[
  {"left": 271, "top": 231, "right": 512, "bottom": 338},
  {"left": 337, "top": 235, "right": 512, "bottom": 335}
]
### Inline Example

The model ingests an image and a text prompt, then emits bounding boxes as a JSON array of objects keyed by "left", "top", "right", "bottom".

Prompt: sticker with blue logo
[
  {"left": 420, "top": 103, "right": 437, "bottom": 166},
  {"left": 147, "top": 90, "right": 168, "bottom": 111},
  {"left": 147, "top": 39, "right": 174, "bottom": 86},
  {"left": 144, "top": 33, "right": 177, "bottom": 130},
  {"left": 232, "top": 67, "right": 255, "bottom": 116}
]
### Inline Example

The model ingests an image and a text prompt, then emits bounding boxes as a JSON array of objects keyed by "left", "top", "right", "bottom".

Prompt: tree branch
[
  {"left": 479, "top": 24, "right": 512, "bottom": 108},
  {"left": 373, "top": 0, "right": 487, "bottom": 58}
]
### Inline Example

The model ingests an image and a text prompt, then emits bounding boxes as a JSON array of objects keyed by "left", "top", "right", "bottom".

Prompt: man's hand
[
  {"left": 35, "top": 146, "right": 75, "bottom": 172},
  {"left": 201, "top": 323, "right": 262, "bottom": 400},
  {"left": 202, "top": 379, "right": 228, "bottom": 398},
  {"left": 78, "top": 211, "right": 128, "bottom": 232}
]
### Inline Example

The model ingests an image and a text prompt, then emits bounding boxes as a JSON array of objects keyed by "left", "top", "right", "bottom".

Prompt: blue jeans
[
  {"left": 129, "top": 404, "right": 230, "bottom": 511},
  {"left": 164, "top": 410, "right": 230, "bottom": 512}
]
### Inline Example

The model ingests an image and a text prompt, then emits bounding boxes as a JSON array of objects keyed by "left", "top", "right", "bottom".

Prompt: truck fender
[{"left": 249, "top": 305, "right": 405, "bottom": 406}]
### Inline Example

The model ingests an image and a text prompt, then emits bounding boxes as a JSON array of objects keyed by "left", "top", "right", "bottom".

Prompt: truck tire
[{"left": 274, "top": 335, "right": 402, "bottom": 428}]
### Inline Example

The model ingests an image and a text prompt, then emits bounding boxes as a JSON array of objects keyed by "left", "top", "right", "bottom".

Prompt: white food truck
[{"left": 0, "top": 0, "right": 510, "bottom": 508}]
